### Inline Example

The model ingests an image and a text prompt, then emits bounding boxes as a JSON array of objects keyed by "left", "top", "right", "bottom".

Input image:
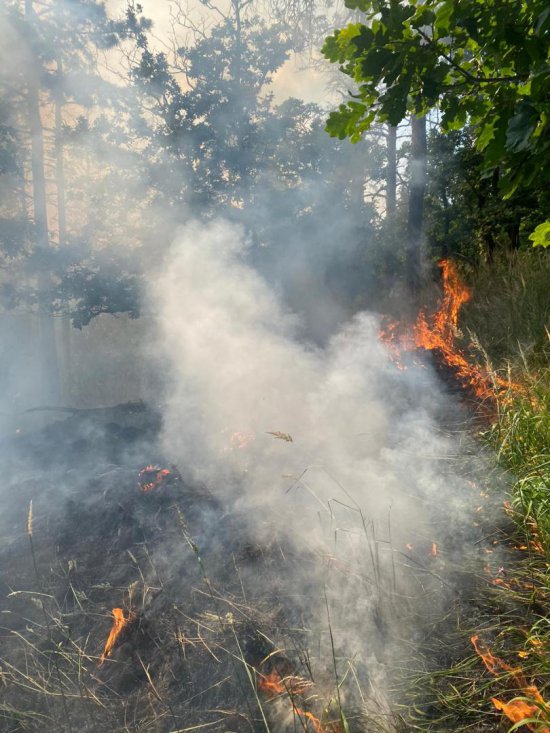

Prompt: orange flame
[
  {"left": 414, "top": 261, "right": 501, "bottom": 400},
  {"left": 257, "top": 669, "right": 339, "bottom": 732},
  {"left": 492, "top": 698, "right": 549, "bottom": 732},
  {"left": 380, "top": 260, "right": 517, "bottom": 401},
  {"left": 99, "top": 608, "right": 133, "bottom": 665},
  {"left": 471, "top": 636, "right": 549, "bottom": 730},
  {"left": 138, "top": 465, "right": 171, "bottom": 492}
]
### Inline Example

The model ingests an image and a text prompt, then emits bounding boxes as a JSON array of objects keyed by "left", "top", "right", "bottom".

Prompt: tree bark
[{"left": 407, "top": 115, "right": 427, "bottom": 294}]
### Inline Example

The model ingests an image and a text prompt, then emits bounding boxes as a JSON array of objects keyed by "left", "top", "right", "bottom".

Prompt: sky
[{"left": 106, "top": 0, "right": 334, "bottom": 105}]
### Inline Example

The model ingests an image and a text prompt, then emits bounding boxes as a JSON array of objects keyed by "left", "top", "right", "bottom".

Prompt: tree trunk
[
  {"left": 406, "top": 115, "right": 427, "bottom": 294},
  {"left": 55, "top": 55, "right": 67, "bottom": 247},
  {"left": 25, "top": 0, "right": 61, "bottom": 403},
  {"left": 386, "top": 124, "right": 397, "bottom": 216},
  {"left": 55, "top": 54, "right": 73, "bottom": 401}
]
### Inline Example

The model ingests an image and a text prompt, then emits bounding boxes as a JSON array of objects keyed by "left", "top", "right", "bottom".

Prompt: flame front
[
  {"left": 471, "top": 635, "right": 550, "bottom": 731},
  {"left": 413, "top": 260, "right": 499, "bottom": 399},
  {"left": 379, "top": 260, "right": 516, "bottom": 401},
  {"left": 99, "top": 608, "right": 133, "bottom": 666}
]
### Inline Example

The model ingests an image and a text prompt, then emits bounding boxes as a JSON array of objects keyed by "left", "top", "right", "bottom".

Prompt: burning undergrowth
[
  {"left": 0, "top": 400, "right": 492, "bottom": 733},
  {"left": 379, "top": 259, "right": 518, "bottom": 409},
  {"left": 1, "top": 404, "right": 370, "bottom": 732},
  {"left": 0, "top": 223, "right": 531, "bottom": 732}
]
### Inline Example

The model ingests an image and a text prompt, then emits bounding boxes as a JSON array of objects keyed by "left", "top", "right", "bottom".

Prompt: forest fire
[
  {"left": 138, "top": 465, "right": 171, "bottom": 492},
  {"left": 380, "top": 260, "right": 514, "bottom": 402},
  {"left": 471, "top": 635, "right": 549, "bottom": 731},
  {"left": 98, "top": 608, "right": 134, "bottom": 666}
]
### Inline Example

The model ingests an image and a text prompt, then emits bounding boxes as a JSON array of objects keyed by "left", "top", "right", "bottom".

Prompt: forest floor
[{"left": 0, "top": 252, "right": 548, "bottom": 733}]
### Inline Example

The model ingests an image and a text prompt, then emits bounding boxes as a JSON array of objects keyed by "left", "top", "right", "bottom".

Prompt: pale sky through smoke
[{"left": 106, "top": 0, "right": 333, "bottom": 104}]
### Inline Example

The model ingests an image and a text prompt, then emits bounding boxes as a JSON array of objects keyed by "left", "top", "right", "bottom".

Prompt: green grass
[
  {"left": 462, "top": 250, "right": 550, "bottom": 370},
  {"left": 403, "top": 251, "right": 550, "bottom": 733},
  {"left": 489, "top": 375, "right": 550, "bottom": 555},
  {"left": 399, "top": 250, "right": 550, "bottom": 733}
]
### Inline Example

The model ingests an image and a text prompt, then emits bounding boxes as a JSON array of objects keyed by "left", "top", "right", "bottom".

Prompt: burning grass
[
  {"left": 387, "top": 252, "right": 550, "bottom": 733},
  {"left": 379, "top": 259, "right": 518, "bottom": 404}
]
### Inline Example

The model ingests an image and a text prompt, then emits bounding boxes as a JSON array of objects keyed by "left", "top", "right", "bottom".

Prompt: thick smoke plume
[
  {"left": 152, "top": 219, "right": 467, "bottom": 533},
  {"left": 147, "top": 218, "right": 492, "bottom": 720},
  {"left": 150, "top": 219, "right": 480, "bottom": 644}
]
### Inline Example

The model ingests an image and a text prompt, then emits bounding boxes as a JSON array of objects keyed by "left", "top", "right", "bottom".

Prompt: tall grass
[
  {"left": 461, "top": 250, "right": 550, "bottom": 551},
  {"left": 398, "top": 250, "right": 550, "bottom": 733},
  {"left": 462, "top": 250, "right": 550, "bottom": 370}
]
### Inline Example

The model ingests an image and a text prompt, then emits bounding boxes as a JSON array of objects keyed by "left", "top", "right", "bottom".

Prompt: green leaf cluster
[{"left": 322, "top": 0, "right": 550, "bottom": 234}]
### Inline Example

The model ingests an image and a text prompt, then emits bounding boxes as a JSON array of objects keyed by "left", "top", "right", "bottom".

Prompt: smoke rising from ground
[
  {"left": 152, "top": 218, "right": 475, "bottom": 555},
  {"left": 147, "top": 217, "right": 494, "bottom": 720}
]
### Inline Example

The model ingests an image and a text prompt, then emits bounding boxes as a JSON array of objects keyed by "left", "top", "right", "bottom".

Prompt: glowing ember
[
  {"left": 471, "top": 636, "right": 550, "bottom": 731},
  {"left": 380, "top": 260, "right": 517, "bottom": 401},
  {"left": 138, "top": 465, "right": 171, "bottom": 492},
  {"left": 98, "top": 608, "right": 134, "bottom": 665}
]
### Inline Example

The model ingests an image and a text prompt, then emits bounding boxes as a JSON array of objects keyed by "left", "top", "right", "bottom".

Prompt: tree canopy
[{"left": 322, "top": 0, "right": 550, "bottom": 244}]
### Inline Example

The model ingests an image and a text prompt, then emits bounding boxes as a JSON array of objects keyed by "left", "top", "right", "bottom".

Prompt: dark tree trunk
[
  {"left": 407, "top": 115, "right": 426, "bottom": 293},
  {"left": 386, "top": 124, "right": 397, "bottom": 216},
  {"left": 507, "top": 212, "right": 522, "bottom": 251}
]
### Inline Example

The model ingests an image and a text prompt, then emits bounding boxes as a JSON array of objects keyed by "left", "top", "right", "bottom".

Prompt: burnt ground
[
  {"left": 0, "top": 398, "right": 523, "bottom": 733},
  {"left": 0, "top": 403, "right": 378, "bottom": 733}
]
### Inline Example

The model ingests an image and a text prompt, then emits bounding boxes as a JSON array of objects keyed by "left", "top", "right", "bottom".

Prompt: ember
[
  {"left": 138, "top": 465, "right": 171, "bottom": 492},
  {"left": 99, "top": 608, "right": 134, "bottom": 666}
]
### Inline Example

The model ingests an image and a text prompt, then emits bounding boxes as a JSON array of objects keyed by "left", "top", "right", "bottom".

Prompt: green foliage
[
  {"left": 491, "top": 377, "right": 550, "bottom": 553},
  {"left": 530, "top": 222, "right": 550, "bottom": 248},
  {"left": 423, "top": 127, "right": 550, "bottom": 261},
  {"left": 460, "top": 250, "right": 550, "bottom": 544},
  {"left": 322, "top": 0, "right": 550, "bottom": 230}
]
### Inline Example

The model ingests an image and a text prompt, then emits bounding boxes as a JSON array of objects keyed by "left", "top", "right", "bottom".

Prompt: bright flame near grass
[
  {"left": 257, "top": 669, "right": 340, "bottom": 732},
  {"left": 99, "top": 608, "right": 133, "bottom": 666},
  {"left": 471, "top": 635, "right": 550, "bottom": 731},
  {"left": 380, "top": 260, "right": 517, "bottom": 401}
]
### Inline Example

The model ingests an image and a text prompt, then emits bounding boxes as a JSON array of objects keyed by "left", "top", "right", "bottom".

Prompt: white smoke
[
  {"left": 148, "top": 217, "right": 488, "bottom": 723},
  {"left": 150, "top": 218, "right": 468, "bottom": 553}
]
